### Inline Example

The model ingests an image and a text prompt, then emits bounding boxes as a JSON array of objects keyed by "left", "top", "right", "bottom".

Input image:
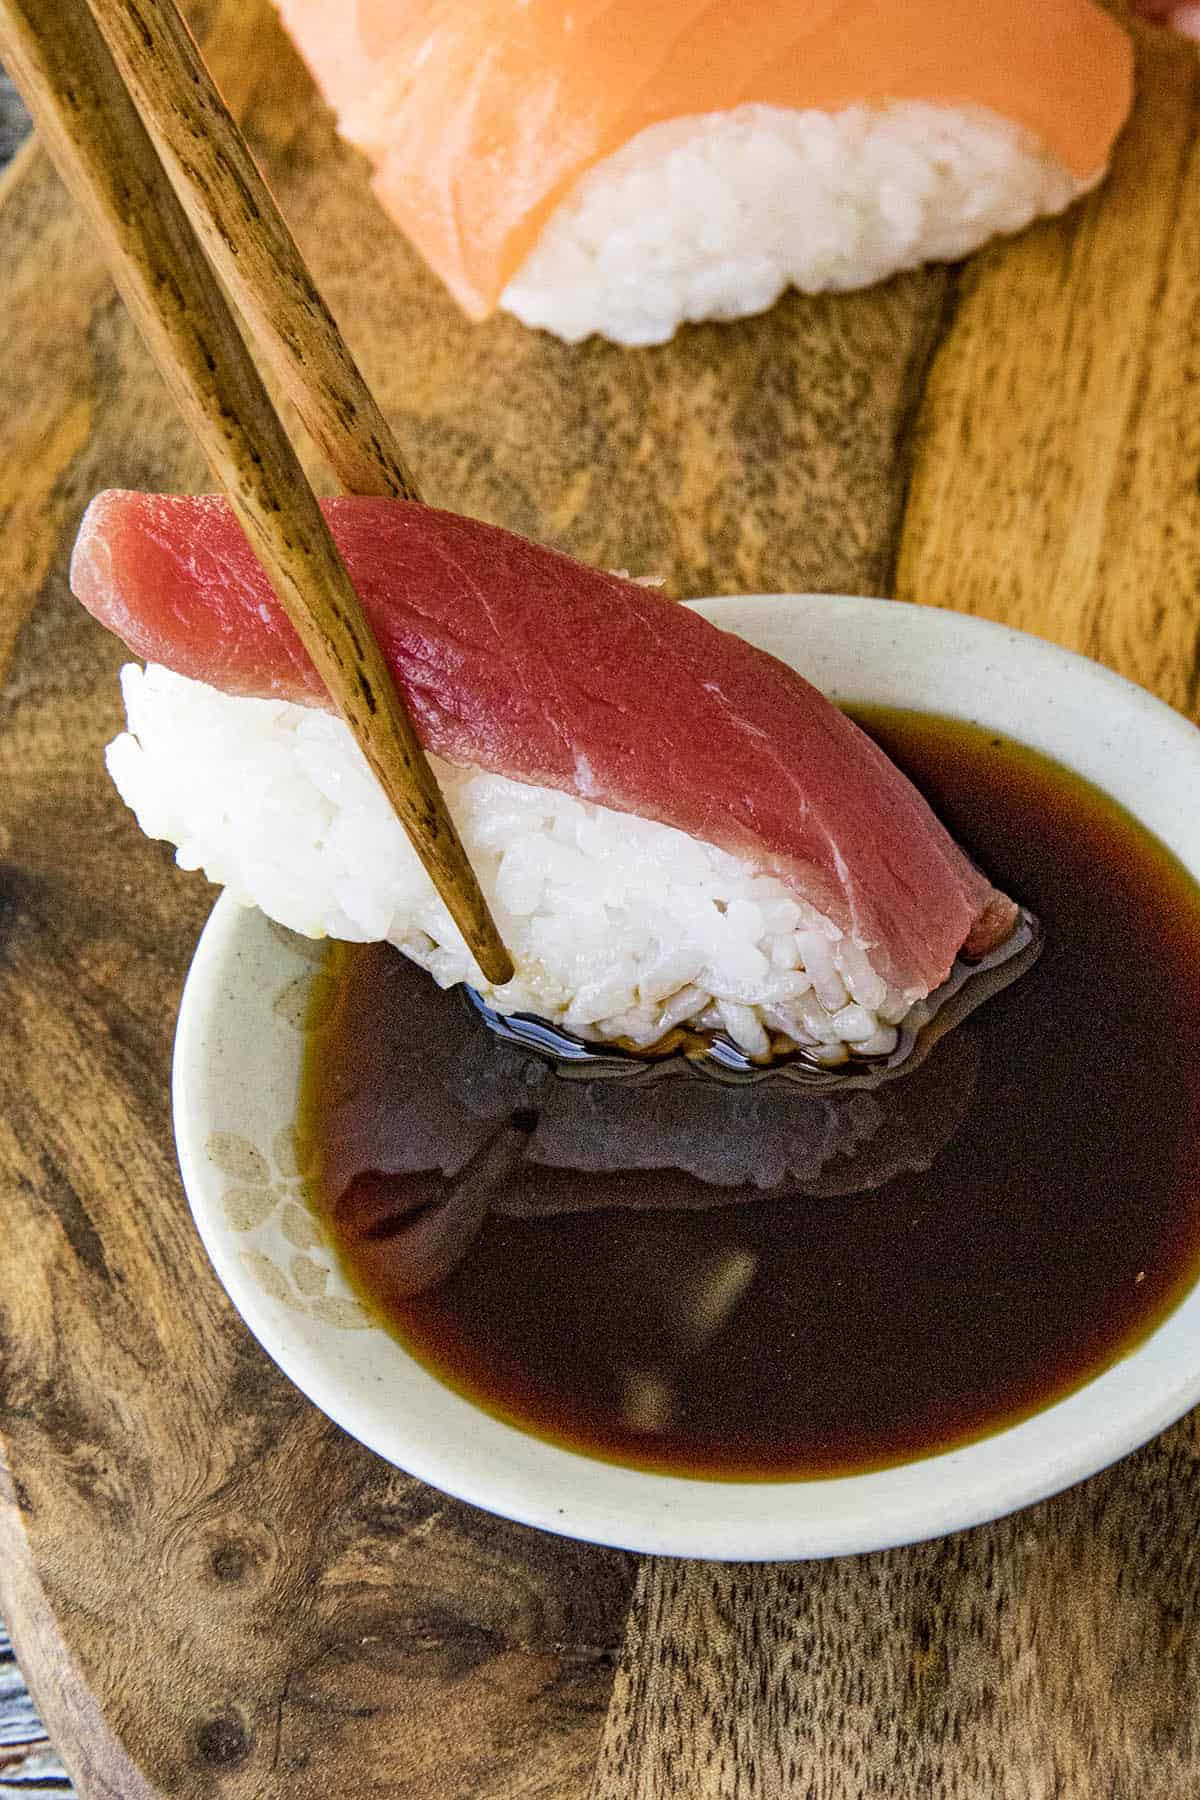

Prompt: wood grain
[
  {"left": 595, "top": 1426, "right": 1200, "bottom": 1800},
  {"left": 897, "top": 20, "right": 1200, "bottom": 713},
  {"left": 0, "top": 78, "right": 68, "bottom": 1800},
  {"left": 2, "top": 2, "right": 1199, "bottom": 1797}
]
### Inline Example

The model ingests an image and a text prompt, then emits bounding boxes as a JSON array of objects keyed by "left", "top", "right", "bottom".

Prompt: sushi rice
[
  {"left": 110, "top": 663, "right": 918, "bottom": 1063},
  {"left": 502, "top": 102, "right": 1090, "bottom": 346}
]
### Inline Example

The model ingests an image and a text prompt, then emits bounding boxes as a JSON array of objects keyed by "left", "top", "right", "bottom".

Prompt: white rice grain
[
  {"left": 108, "top": 663, "right": 918, "bottom": 1058},
  {"left": 502, "top": 102, "right": 1091, "bottom": 345}
]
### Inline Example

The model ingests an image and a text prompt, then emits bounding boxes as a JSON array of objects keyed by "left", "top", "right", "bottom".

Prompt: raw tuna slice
[{"left": 71, "top": 490, "right": 1015, "bottom": 999}]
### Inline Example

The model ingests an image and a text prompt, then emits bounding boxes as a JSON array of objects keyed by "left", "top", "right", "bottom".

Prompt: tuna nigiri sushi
[
  {"left": 71, "top": 491, "right": 1018, "bottom": 1065},
  {"left": 271, "top": 0, "right": 1134, "bottom": 344}
]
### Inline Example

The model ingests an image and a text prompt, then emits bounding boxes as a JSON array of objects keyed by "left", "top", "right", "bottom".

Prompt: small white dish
[{"left": 173, "top": 595, "right": 1200, "bottom": 1560}]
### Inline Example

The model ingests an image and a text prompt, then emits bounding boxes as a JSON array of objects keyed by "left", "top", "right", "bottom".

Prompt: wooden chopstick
[
  {"left": 85, "top": 0, "right": 421, "bottom": 506},
  {"left": 0, "top": 0, "right": 515, "bottom": 987}
]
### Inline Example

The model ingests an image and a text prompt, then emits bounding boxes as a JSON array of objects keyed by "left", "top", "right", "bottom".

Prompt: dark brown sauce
[{"left": 300, "top": 711, "right": 1200, "bottom": 1480}]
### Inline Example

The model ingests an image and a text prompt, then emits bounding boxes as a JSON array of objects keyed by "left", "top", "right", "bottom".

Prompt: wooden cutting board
[{"left": 0, "top": 6, "right": 1198, "bottom": 1796}]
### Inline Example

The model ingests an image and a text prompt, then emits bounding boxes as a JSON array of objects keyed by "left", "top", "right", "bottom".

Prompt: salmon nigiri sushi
[
  {"left": 72, "top": 491, "right": 1021, "bottom": 1069},
  {"left": 271, "top": 0, "right": 1133, "bottom": 344}
]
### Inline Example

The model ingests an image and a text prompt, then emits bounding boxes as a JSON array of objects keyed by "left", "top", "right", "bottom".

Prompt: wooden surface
[
  {"left": 0, "top": 6, "right": 1198, "bottom": 1798},
  {"left": 0, "top": 49, "right": 72, "bottom": 1800}
]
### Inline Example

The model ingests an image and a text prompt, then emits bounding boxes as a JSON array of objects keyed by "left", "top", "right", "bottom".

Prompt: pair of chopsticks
[{"left": 0, "top": 0, "right": 514, "bottom": 986}]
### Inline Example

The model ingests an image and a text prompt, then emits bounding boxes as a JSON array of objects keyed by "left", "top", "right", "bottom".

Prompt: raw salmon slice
[{"left": 272, "top": 0, "right": 1133, "bottom": 319}]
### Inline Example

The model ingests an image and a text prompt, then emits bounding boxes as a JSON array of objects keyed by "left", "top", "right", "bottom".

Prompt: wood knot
[
  {"left": 0, "top": 863, "right": 29, "bottom": 959},
  {"left": 209, "top": 1539, "right": 252, "bottom": 1583},
  {"left": 195, "top": 1713, "right": 249, "bottom": 1766},
  {"left": 184, "top": 1517, "right": 278, "bottom": 1590}
]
